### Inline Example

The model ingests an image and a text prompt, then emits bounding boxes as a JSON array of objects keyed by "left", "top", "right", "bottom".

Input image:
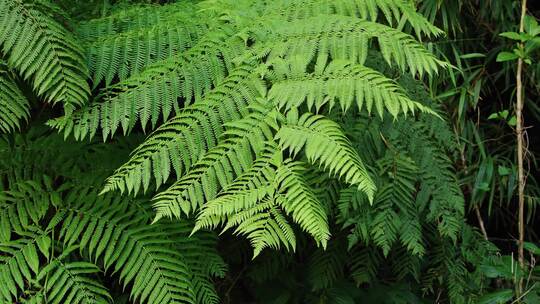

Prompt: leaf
[
  {"left": 496, "top": 52, "right": 519, "bottom": 62},
  {"left": 524, "top": 242, "right": 540, "bottom": 255},
  {"left": 459, "top": 53, "right": 486, "bottom": 59},
  {"left": 507, "top": 116, "right": 517, "bottom": 126},
  {"left": 497, "top": 165, "right": 511, "bottom": 176},
  {"left": 499, "top": 31, "right": 527, "bottom": 41},
  {"left": 476, "top": 290, "right": 513, "bottom": 304},
  {"left": 524, "top": 15, "right": 540, "bottom": 36}
]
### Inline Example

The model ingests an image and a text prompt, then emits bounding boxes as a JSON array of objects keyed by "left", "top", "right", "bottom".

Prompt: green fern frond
[
  {"left": 151, "top": 103, "right": 278, "bottom": 218},
  {"left": 48, "top": 27, "right": 246, "bottom": 140},
  {"left": 58, "top": 191, "right": 197, "bottom": 304},
  {"left": 193, "top": 145, "right": 279, "bottom": 231},
  {"left": 194, "top": 147, "right": 303, "bottom": 257},
  {"left": 255, "top": 15, "right": 446, "bottom": 76},
  {"left": 38, "top": 256, "right": 111, "bottom": 304},
  {"left": 0, "top": 0, "right": 90, "bottom": 108},
  {"left": 269, "top": 60, "right": 434, "bottom": 118},
  {"left": 267, "top": 0, "right": 443, "bottom": 38},
  {"left": 276, "top": 112, "right": 375, "bottom": 200},
  {"left": 388, "top": 117, "right": 464, "bottom": 242},
  {"left": 170, "top": 223, "right": 226, "bottom": 304},
  {"left": 0, "top": 180, "right": 54, "bottom": 241},
  {"left": 275, "top": 160, "right": 330, "bottom": 248},
  {"left": 0, "top": 63, "right": 30, "bottom": 133},
  {"left": 101, "top": 66, "right": 263, "bottom": 194},
  {"left": 348, "top": 246, "right": 381, "bottom": 285},
  {"left": 76, "top": 2, "right": 197, "bottom": 40},
  {"left": 307, "top": 240, "right": 347, "bottom": 290},
  {"left": 82, "top": 3, "right": 208, "bottom": 85},
  {"left": 0, "top": 232, "right": 51, "bottom": 303}
]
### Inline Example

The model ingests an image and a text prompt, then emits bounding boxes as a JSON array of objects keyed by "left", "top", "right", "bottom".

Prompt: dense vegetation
[{"left": 0, "top": 0, "right": 539, "bottom": 303}]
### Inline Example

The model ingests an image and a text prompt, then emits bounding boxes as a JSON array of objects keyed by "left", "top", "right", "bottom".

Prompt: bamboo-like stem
[{"left": 516, "top": 0, "right": 528, "bottom": 296}]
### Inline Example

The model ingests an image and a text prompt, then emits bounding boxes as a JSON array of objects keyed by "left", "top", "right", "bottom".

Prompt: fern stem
[{"left": 516, "top": 0, "right": 528, "bottom": 297}]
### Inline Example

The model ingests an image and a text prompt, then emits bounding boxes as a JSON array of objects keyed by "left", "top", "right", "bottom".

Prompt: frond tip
[{"left": 276, "top": 113, "right": 376, "bottom": 201}]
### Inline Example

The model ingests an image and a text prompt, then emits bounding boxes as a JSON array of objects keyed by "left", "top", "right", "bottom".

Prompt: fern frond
[
  {"left": 101, "top": 67, "right": 263, "bottom": 194},
  {"left": 388, "top": 117, "right": 464, "bottom": 241},
  {"left": 0, "top": 180, "right": 54, "bottom": 241},
  {"left": 255, "top": 15, "right": 446, "bottom": 76},
  {"left": 267, "top": 0, "right": 443, "bottom": 38},
  {"left": 270, "top": 60, "right": 434, "bottom": 118},
  {"left": 38, "top": 257, "right": 111, "bottom": 304},
  {"left": 0, "top": 63, "right": 29, "bottom": 133},
  {"left": 194, "top": 148, "right": 302, "bottom": 257},
  {"left": 0, "top": 0, "right": 89, "bottom": 108},
  {"left": 49, "top": 27, "right": 246, "bottom": 140},
  {"left": 275, "top": 160, "right": 330, "bottom": 247},
  {"left": 306, "top": 240, "right": 347, "bottom": 290},
  {"left": 193, "top": 145, "right": 279, "bottom": 231},
  {"left": 58, "top": 191, "right": 197, "bottom": 304},
  {"left": 82, "top": 3, "right": 208, "bottom": 85},
  {"left": 170, "top": 224, "right": 226, "bottom": 304},
  {"left": 151, "top": 103, "right": 278, "bottom": 219},
  {"left": 0, "top": 232, "right": 51, "bottom": 303},
  {"left": 348, "top": 246, "right": 381, "bottom": 285},
  {"left": 276, "top": 113, "right": 375, "bottom": 200},
  {"left": 76, "top": 2, "right": 196, "bottom": 40}
]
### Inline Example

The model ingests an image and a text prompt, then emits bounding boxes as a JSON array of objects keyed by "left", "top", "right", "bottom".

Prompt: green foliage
[
  {"left": 0, "top": 132, "right": 225, "bottom": 303},
  {"left": 0, "top": 0, "right": 90, "bottom": 111},
  {"left": 0, "top": 0, "right": 518, "bottom": 303},
  {"left": 0, "top": 61, "right": 30, "bottom": 133}
]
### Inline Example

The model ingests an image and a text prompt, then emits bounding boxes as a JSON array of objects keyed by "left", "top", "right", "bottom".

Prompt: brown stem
[
  {"left": 474, "top": 206, "right": 489, "bottom": 240},
  {"left": 516, "top": 0, "right": 528, "bottom": 296}
]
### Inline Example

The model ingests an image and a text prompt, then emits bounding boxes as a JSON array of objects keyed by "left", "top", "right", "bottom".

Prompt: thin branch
[{"left": 515, "top": 0, "right": 528, "bottom": 297}]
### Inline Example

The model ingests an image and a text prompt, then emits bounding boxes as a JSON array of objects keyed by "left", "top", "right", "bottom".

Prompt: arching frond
[
  {"left": 276, "top": 113, "right": 375, "bottom": 200},
  {"left": 193, "top": 145, "right": 279, "bottom": 231},
  {"left": 0, "top": 0, "right": 89, "bottom": 108},
  {"left": 270, "top": 60, "right": 434, "bottom": 117},
  {"left": 306, "top": 238, "right": 347, "bottom": 290},
  {"left": 194, "top": 147, "right": 300, "bottom": 257},
  {"left": 266, "top": 0, "right": 443, "bottom": 38},
  {"left": 275, "top": 160, "right": 330, "bottom": 248},
  {"left": 38, "top": 256, "right": 111, "bottom": 304},
  {"left": 0, "top": 63, "right": 29, "bottom": 133},
  {"left": 254, "top": 15, "right": 447, "bottom": 76},
  {"left": 0, "top": 232, "right": 51, "bottom": 303},
  {"left": 48, "top": 27, "right": 246, "bottom": 140},
  {"left": 58, "top": 190, "right": 197, "bottom": 304},
  {"left": 0, "top": 180, "right": 54, "bottom": 241},
  {"left": 101, "top": 67, "right": 263, "bottom": 194},
  {"left": 81, "top": 2, "right": 208, "bottom": 85},
  {"left": 151, "top": 103, "right": 279, "bottom": 219}
]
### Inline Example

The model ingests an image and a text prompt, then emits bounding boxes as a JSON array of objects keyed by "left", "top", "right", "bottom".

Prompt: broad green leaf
[{"left": 496, "top": 52, "right": 519, "bottom": 62}]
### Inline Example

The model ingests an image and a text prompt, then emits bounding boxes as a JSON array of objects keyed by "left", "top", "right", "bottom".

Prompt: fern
[
  {"left": 269, "top": 60, "right": 434, "bottom": 118},
  {"left": 0, "top": 61, "right": 30, "bottom": 133},
  {"left": 49, "top": 27, "right": 246, "bottom": 140},
  {"left": 0, "top": 0, "right": 499, "bottom": 303},
  {"left": 0, "top": 179, "right": 54, "bottom": 241},
  {"left": 58, "top": 191, "right": 197, "bottom": 303},
  {"left": 79, "top": 2, "right": 209, "bottom": 85},
  {"left": 276, "top": 112, "right": 376, "bottom": 200},
  {"left": 152, "top": 103, "right": 278, "bottom": 218},
  {"left": 0, "top": 0, "right": 90, "bottom": 109},
  {"left": 102, "top": 66, "right": 262, "bottom": 193},
  {"left": 0, "top": 232, "right": 51, "bottom": 303},
  {"left": 38, "top": 256, "right": 111, "bottom": 304}
]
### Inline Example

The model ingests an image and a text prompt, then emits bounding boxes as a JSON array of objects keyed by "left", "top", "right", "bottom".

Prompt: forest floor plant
[{"left": 1, "top": 0, "right": 538, "bottom": 303}]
